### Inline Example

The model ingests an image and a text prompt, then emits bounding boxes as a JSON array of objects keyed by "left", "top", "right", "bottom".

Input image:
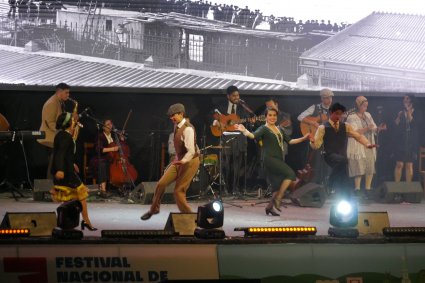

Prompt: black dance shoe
[
  {"left": 140, "top": 211, "right": 159, "bottom": 221},
  {"left": 265, "top": 207, "right": 280, "bottom": 216},
  {"left": 97, "top": 190, "right": 108, "bottom": 198},
  {"left": 81, "top": 220, "right": 98, "bottom": 231},
  {"left": 273, "top": 198, "right": 282, "bottom": 212}
]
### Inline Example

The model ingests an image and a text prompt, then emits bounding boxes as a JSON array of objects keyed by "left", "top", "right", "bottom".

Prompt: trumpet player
[{"left": 38, "top": 83, "right": 71, "bottom": 179}]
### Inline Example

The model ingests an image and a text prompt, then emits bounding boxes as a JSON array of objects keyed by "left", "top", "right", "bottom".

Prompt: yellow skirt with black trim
[{"left": 50, "top": 183, "right": 88, "bottom": 202}]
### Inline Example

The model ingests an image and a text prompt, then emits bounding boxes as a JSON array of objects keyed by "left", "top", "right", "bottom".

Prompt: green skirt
[{"left": 264, "top": 155, "right": 296, "bottom": 192}]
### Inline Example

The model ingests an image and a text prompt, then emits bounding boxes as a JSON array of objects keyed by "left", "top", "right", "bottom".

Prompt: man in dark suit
[{"left": 210, "top": 85, "right": 253, "bottom": 196}]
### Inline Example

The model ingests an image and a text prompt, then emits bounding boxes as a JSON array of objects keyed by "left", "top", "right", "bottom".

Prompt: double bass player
[{"left": 94, "top": 117, "right": 137, "bottom": 197}]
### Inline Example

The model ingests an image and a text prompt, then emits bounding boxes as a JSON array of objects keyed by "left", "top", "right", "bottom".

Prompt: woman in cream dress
[{"left": 346, "top": 96, "right": 385, "bottom": 198}]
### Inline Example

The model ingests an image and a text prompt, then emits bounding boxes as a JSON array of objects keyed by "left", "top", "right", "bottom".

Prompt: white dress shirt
[
  {"left": 104, "top": 132, "right": 114, "bottom": 144},
  {"left": 227, "top": 102, "right": 238, "bottom": 114},
  {"left": 176, "top": 118, "right": 196, "bottom": 163}
]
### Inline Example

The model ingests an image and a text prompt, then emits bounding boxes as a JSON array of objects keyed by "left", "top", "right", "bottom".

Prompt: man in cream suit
[{"left": 38, "top": 83, "right": 70, "bottom": 178}]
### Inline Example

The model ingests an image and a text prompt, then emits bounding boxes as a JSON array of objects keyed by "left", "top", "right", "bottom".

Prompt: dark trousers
[
  {"left": 46, "top": 147, "right": 53, "bottom": 179},
  {"left": 223, "top": 150, "right": 244, "bottom": 194},
  {"left": 324, "top": 153, "right": 350, "bottom": 198},
  {"left": 97, "top": 159, "right": 110, "bottom": 184},
  {"left": 222, "top": 134, "right": 246, "bottom": 195},
  {"left": 311, "top": 149, "right": 331, "bottom": 187}
]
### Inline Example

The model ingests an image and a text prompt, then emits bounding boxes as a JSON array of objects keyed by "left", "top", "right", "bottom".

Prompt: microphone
[
  {"left": 238, "top": 99, "right": 246, "bottom": 104},
  {"left": 78, "top": 107, "right": 90, "bottom": 118},
  {"left": 214, "top": 109, "right": 222, "bottom": 115}
]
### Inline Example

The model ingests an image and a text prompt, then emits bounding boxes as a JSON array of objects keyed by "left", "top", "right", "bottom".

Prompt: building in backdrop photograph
[{"left": 0, "top": 0, "right": 424, "bottom": 92}]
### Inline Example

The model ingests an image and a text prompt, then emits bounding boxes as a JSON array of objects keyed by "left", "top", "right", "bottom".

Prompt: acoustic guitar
[
  {"left": 299, "top": 108, "right": 355, "bottom": 136},
  {"left": 299, "top": 113, "right": 328, "bottom": 136},
  {"left": 210, "top": 113, "right": 266, "bottom": 137}
]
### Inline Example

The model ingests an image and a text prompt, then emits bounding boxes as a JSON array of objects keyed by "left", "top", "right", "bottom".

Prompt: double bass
[
  {"left": 0, "top": 113, "right": 10, "bottom": 145},
  {"left": 108, "top": 110, "right": 138, "bottom": 186},
  {"left": 0, "top": 113, "right": 9, "bottom": 131}
]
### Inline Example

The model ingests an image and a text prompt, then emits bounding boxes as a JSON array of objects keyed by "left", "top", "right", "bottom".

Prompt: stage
[
  {"left": 2, "top": 190, "right": 425, "bottom": 283},
  {"left": 1, "top": 189, "right": 425, "bottom": 239}
]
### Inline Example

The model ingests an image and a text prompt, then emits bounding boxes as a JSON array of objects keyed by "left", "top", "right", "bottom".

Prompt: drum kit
[{"left": 188, "top": 145, "right": 229, "bottom": 198}]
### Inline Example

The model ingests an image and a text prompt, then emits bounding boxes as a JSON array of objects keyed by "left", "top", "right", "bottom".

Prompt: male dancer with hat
[{"left": 141, "top": 103, "right": 200, "bottom": 220}]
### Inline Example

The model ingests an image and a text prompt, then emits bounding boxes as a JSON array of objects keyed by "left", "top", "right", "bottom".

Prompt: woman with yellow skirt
[{"left": 50, "top": 112, "right": 97, "bottom": 231}]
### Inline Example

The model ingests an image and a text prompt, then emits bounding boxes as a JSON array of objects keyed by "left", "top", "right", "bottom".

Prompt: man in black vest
[{"left": 310, "top": 103, "right": 376, "bottom": 198}]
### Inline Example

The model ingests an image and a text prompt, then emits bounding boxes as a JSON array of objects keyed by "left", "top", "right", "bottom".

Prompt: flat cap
[
  {"left": 320, "top": 88, "right": 334, "bottom": 97},
  {"left": 167, "top": 103, "right": 185, "bottom": 116}
]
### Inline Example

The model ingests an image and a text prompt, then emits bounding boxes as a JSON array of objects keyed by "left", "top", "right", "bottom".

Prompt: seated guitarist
[
  {"left": 297, "top": 88, "right": 334, "bottom": 188},
  {"left": 210, "top": 85, "right": 253, "bottom": 196}
]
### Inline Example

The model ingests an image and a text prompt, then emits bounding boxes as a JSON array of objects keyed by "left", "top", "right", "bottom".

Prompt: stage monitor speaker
[
  {"left": 290, "top": 182, "right": 326, "bottom": 208},
  {"left": 86, "top": 184, "right": 99, "bottom": 193},
  {"left": 356, "top": 212, "right": 390, "bottom": 235},
  {"left": 33, "top": 179, "right": 53, "bottom": 201},
  {"left": 139, "top": 182, "right": 175, "bottom": 204},
  {"left": 164, "top": 213, "right": 197, "bottom": 236},
  {"left": 0, "top": 212, "right": 57, "bottom": 237},
  {"left": 377, "top": 182, "right": 423, "bottom": 203}
]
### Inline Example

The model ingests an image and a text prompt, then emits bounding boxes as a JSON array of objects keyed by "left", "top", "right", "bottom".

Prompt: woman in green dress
[{"left": 236, "top": 108, "right": 311, "bottom": 216}]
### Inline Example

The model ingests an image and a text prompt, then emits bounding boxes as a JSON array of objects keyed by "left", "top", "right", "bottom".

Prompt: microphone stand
[
  {"left": 219, "top": 133, "right": 242, "bottom": 208},
  {"left": 238, "top": 100, "right": 253, "bottom": 198},
  {"left": 219, "top": 122, "right": 226, "bottom": 197},
  {"left": 96, "top": 123, "right": 102, "bottom": 193},
  {"left": 84, "top": 113, "right": 108, "bottom": 195},
  {"left": 239, "top": 101, "right": 255, "bottom": 116},
  {"left": 374, "top": 106, "right": 383, "bottom": 189},
  {"left": 212, "top": 113, "right": 242, "bottom": 208}
]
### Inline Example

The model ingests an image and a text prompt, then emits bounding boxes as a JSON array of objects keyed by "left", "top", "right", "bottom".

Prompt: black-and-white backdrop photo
[{"left": 0, "top": 0, "right": 424, "bottom": 92}]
